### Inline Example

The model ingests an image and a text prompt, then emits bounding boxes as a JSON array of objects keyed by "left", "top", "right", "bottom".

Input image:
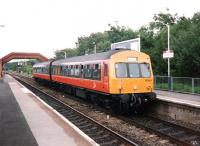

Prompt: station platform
[
  {"left": 0, "top": 75, "right": 98, "bottom": 146},
  {"left": 156, "top": 90, "right": 200, "bottom": 108}
]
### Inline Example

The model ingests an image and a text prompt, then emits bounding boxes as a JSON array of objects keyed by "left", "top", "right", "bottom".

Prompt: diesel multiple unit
[{"left": 33, "top": 49, "right": 156, "bottom": 113}]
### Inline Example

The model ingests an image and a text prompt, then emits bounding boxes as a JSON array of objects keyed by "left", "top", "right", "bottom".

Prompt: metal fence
[{"left": 154, "top": 76, "right": 200, "bottom": 94}]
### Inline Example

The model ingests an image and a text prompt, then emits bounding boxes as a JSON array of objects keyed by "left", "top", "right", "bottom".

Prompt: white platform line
[{"left": 157, "top": 95, "right": 200, "bottom": 108}]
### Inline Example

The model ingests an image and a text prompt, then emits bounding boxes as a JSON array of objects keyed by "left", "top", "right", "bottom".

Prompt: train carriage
[
  {"left": 33, "top": 49, "right": 156, "bottom": 113},
  {"left": 32, "top": 61, "right": 51, "bottom": 81}
]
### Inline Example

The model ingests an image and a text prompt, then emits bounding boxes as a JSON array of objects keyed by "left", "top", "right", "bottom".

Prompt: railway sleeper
[
  {"left": 84, "top": 127, "right": 99, "bottom": 133},
  {"left": 99, "top": 140, "right": 119, "bottom": 146},
  {"left": 73, "top": 120, "right": 89, "bottom": 126},
  {"left": 78, "top": 124, "right": 94, "bottom": 129},
  {"left": 95, "top": 137, "right": 119, "bottom": 146},
  {"left": 86, "top": 130, "right": 105, "bottom": 137},
  {"left": 92, "top": 134, "right": 110, "bottom": 141}
]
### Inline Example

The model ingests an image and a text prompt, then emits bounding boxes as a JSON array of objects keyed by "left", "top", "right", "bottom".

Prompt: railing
[{"left": 154, "top": 76, "right": 200, "bottom": 94}]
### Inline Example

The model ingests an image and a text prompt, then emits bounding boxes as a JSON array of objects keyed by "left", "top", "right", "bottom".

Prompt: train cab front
[{"left": 109, "top": 57, "right": 156, "bottom": 113}]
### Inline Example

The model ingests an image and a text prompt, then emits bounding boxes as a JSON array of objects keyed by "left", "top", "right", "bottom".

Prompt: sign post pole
[
  {"left": 0, "top": 60, "right": 2, "bottom": 79},
  {"left": 167, "top": 25, "right": 171, "bottom": 90},
  {"left": 167, "top": 25, "right": 170, "bottom": 77}
]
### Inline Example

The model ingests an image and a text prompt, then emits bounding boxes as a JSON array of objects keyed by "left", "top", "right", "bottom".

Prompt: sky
[{"left": 0, "top": 0, "right": 200, "bottom": 59}]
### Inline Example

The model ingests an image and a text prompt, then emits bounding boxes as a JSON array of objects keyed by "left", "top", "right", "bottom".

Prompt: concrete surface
[
  {"left": 156, "top": 90, "right": 200, "bottom": 108},
  {"left": 0, "top": 78, "right": 38, "bottom": 146},
  {"left": 2, "top": 74, "right": 98, "bottom": 146}
]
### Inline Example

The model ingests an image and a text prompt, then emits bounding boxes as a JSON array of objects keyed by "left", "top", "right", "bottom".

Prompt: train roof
[
  {"left": 33, "top": 61, "right": 51, "bottom": 68},
  {"left": 52, "top": 49, "right": 131, "bottom": 65},
  {"left": 33, "top": 49, "right": 145, "bottom": 67}
]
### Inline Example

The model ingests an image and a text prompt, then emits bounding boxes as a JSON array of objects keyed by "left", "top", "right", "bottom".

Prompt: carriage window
[
  {"left": 140, "top": 63, "right": 151, "bottom": 77},
  {"left": 115, "top": 63, "right": 128, "bottom": 78},
  {"left": 51, "top": 66, "right": 54, "bottom": 74},
  {"left": 74, "top": 65, "right": 80, "bottom": 77},
  {"left": 60, "top": 66, "right": 64, "bottom": 75},
  {"left": 64, "top": 65, "right": 68, "bottom": 76},
  {"left": 70, "top": 65, "right": 74, "bottom": 76},
  {"left": 104, "top": 64, "right": 108, "bottom": 76},
  {"left": 128, "top": 63, "right": 140, "bottom": 78},
  {"left": 46, "top": 66, "right": 49, "bottom": 74},
  {"left": 92, "top": 64, "right": 101, "bottom": 80},
  {"left": 53, "top": 66, "right": 56, "bottom": 75},
  {"left": 80, "top": 65, "right": 84, "bottom": 77},
  {"left": 84, "top": 64, "right": 92, "bottom": 78},
  {"left": 56, "top": 66, "right": 60, "bottom": 75},
  {"left": 42, "top": 67, "right": 45, "bottom": 73}
]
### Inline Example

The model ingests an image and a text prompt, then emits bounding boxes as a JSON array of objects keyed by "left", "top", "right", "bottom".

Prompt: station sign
[
  {"left": 163, "top": 50, "right": 174, "bottom": 58},
  {"left": 111, "top": 38, "right": 141, "bottom": 52}
]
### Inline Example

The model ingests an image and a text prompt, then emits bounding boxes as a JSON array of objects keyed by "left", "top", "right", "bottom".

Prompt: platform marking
[
  {"left": 157, "top": 95, "right": 200, "bottom": 108},
  {"left": 9, "top": 82, "right": 17, "bottom": 85},
  {"left": 21, "top": 87, "right": 32, "bottom": 94}
]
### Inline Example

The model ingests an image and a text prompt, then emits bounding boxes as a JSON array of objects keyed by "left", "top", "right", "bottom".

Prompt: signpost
[
  {"left": 163, "top": 50, "right": 174, "bottom": 58},
  {"left": 111, "top": 38, "right": 141, "bottom": 52},
  {"left": 163, "top": 49, "right": 174, "bottom": 91}
]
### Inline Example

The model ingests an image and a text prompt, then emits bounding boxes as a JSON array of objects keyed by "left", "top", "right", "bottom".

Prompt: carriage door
[{"left": 103, "top": 63, "right": 109, "bottom": 91}]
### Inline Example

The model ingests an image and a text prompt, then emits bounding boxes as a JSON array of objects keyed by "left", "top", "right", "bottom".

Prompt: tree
[
  {"left": 54, "top": 11, "right": 200, "bottom": 77},
  {"left": 55, "top": 48, "right": 78, "bottom": 59}
]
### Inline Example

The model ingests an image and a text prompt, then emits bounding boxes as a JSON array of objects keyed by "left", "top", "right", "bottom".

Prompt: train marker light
[{"left": 128, "top": 57, "right": 137, "bottom": 62}]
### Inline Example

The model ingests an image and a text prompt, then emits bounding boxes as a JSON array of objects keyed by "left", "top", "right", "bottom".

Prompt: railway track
[
  {"left": 12, "top": 74, "right": 139, "bottom": 146},
  {"left": 11, "top": 73, "right": 200, "bottom": 146},
  {"left": 120, "top": 115, "right": 200, "bottom": 146}
]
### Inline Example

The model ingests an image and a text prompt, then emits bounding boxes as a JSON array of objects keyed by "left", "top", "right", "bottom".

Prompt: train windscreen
[
  {"left": 140, "top": 63, "right": 151, "bottom": 77},
  {"left": 115, "top": 63, "right": 151, "bottom": 78}
]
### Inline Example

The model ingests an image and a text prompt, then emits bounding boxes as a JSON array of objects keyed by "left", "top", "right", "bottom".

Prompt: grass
[{"left": 155, "top": 83, "right": 200, "bottom": 94}]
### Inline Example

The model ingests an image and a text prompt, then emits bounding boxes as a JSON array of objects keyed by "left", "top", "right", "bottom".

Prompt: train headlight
[
  {"left": 146, "top": 86, "right": 152, "bottom": 91},
  {"left": 118, "top": 86, "right": 123, "bottom": 93}
]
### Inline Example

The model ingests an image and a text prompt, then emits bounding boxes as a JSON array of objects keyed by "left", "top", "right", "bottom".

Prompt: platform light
[{"left": 0, "top": 25, "right": 5, "bottom": 27}]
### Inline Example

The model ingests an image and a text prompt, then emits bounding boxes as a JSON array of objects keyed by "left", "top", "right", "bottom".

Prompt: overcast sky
[{"left": 0, "top": 0, "right": 199, "bottom": 58}]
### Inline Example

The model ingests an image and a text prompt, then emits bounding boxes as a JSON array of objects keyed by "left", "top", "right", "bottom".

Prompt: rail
[
  {"left": 10, "top": 73, "right": 200, "bottom": 146},
  {"left": 12, "top": 74, "right": 139, "bottom": 146}
]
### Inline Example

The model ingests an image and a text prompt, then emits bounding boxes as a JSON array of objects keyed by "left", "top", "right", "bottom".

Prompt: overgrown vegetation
[{"left": 4, "top": 60, "right": 37, "bottom": 76}]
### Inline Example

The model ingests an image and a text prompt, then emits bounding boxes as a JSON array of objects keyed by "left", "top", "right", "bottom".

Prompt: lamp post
[
  {"left": 0, "top": 25, "right": 5, "bottom": 78},
  {"left": 159, "top": 22, "right": 172, "bottom": 90},
  {"left": 58, "top": 50, "right": 67, "bottom": 59},
  {"left": 159, "top": 22, "right": 171, "bottom": 77},
  {"left": 93, "top": 42, "right": 96, "bottom": 54},
  {"left": 167, "top": 24, "right": 170, "bottom": 77},
  {"left": 62, "top": 51, "right": 67, "bottom": 59}
]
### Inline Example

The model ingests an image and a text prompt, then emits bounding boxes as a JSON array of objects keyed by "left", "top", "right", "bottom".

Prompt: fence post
[
  {"left": 171, "top": 77, "right": 173, "bottom": 91},
  {"left": 168, "top": 76, "right": 171, "bottom": 91},
  {"left": 192, "top": 78, "right": 194, "bottom": 94}
]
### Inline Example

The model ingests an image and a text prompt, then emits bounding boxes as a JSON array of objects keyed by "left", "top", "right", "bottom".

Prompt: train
[{"left": 33, "top": 49, "right": 156, "bottom": 113}]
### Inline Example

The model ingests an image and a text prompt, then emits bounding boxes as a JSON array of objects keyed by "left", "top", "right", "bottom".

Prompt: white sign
[
  {"left": 111, "top": 38, "right": 141, "bottom": 52},
  {"left": 163, "top": 50, "right": 174, "bottom": 58}
]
